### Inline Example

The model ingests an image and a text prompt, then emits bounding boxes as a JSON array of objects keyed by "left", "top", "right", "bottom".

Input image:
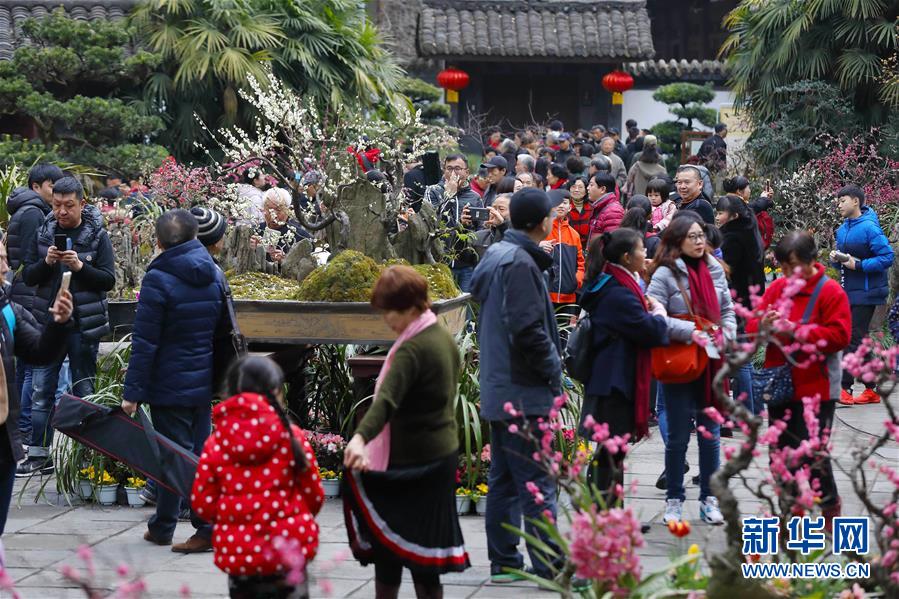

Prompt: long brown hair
[{"left": 648, "top": 213, "right": 709, "bottom": 279}]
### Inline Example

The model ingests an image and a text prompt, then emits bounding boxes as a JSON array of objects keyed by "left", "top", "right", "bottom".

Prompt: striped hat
[{"left": 189, "top": 207, "right": 226, "bottom": 246}]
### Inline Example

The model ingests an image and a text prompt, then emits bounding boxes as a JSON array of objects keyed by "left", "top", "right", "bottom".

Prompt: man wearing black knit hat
[
  {"left": 470, "top": 187, "right": 562, "bottom": 584},
  {"left": 189, "top": 207, "right": 227, "bottom": 257}
]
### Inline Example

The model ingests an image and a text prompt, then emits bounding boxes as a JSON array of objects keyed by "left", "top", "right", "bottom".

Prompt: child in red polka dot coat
[{"left": 191, "top": 357, "right": 324, "bottom": 599}]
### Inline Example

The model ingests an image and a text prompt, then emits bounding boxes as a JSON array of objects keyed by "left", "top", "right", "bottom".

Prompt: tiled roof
[
  {"left": 624, "top": 59, "right": 730, "bottom": 82},
  {"left": 0, "top": 0, "right": 136, "bottom": 60},
  {"left": 418, "top": 0, "right": 654, "bottom": 61}
]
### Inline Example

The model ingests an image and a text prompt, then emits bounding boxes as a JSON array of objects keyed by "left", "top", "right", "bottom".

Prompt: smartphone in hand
[
  {"left": 58, "top": 271, "right": 72, "bottom": 297},
  {"left": 54, "top": 233, "right": 67, "bottom": 251}
]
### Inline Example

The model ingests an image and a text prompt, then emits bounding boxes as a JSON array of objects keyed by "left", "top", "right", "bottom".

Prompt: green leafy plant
[
  {"left": 455, "top": 329, "right": 484, "bottom": 490},
  {"left": 652, "top": 82, "right": 719, "bottom": 130}
]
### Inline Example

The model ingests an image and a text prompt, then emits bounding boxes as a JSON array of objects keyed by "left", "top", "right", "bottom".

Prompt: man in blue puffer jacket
[
  {"left": 122, "top": 209, "right": 224, "bottom": 554},
  {"left": 831, "top": 184, "right": 894, "bottom": 405}
]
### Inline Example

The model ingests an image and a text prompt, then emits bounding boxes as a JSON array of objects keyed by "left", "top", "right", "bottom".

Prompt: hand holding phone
[
  {"left": 59, "top": 271, "right": 72, "bottom": 295},
  {"left": 54, "top": 233, "right": 68, "bottom": 252},
  {"left": 831, "top": 251, "right": 851, "bottom": 264}
]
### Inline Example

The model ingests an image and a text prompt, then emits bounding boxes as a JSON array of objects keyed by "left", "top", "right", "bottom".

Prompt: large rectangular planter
[{"left": 107, "top": 294, "right": 470, "bottom": 345}]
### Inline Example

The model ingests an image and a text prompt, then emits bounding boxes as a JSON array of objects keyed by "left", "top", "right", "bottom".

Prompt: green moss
[
  {"left": 411, "top": 263, "right": 460, "bottom": 300},
  {"left": 228, "top": 271, "right": 304, "bottom": 300},
  {"left": 297, "top": 250, "right": 382, "bottom": 302}
]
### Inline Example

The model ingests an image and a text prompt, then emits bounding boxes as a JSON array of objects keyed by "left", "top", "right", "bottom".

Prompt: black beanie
[
  {"left": 190, "top": 207, "right": 226, "bottom": 246},
  {"left": 510, "top": 188, "right": 551, "bottom": 230}
]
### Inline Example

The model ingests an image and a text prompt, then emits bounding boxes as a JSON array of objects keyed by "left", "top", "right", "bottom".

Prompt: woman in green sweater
[{"left": 343, "top": 266, "right": 470, "bottom": 599}]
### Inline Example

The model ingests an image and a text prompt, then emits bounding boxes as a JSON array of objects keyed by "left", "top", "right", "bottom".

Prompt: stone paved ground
[{"left": 3, "top": 393, "right": 896, "bottom": 598}]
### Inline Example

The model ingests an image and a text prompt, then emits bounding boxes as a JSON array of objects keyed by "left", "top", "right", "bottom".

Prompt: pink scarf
[{"left": 365, "top": 309, "right": 439, "bottom": 471}]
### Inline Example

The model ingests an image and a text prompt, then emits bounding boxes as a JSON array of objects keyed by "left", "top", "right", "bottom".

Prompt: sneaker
[
  {"left": 856, "top": 389, "right": 881, "bottom": 404},
  {"left": 839, "top": 389, "right": 855, "bottom": 405},
  {"left": 699, "top": 496, "right": 724, "bottom": 525},
  {"left": 490, "top": 565, "right": 531, "bottom": 584},
  {"left": 15, "top": 457, "right": 53, "bottom": 478},
  {"left": 178, "top": 507, "right": 191, "bottom": 521},
  {"left": 138, "top": 488, "right": 156, "bottom": 506},
  {"left": 662, "top": 498, "right": 684, "bottom": 525}
]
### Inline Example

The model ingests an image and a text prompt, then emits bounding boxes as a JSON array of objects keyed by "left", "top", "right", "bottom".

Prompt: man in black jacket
[
  {"left": 0, "top": 239, "right": 73, "bottom": 533},
  {"left": 18, "top": 177, "right": 116, "bottom": 476}
]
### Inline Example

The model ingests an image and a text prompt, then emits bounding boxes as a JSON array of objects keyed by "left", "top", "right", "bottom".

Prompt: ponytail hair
[
  {"left": 585, "top": 228, "right": 643, "bottom": 282},
  {"left": 225, "top": 356, "right": 309, "bottom": 472}
]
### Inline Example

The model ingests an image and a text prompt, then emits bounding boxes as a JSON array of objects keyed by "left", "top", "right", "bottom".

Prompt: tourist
[
  {"left": 566, "top": 177, "right": 592, "bottom": 247},
  {"left": 236, "top": 165, "right": 267, "bottom": 222},
  {"left": 542, "top": 189, "right": 584, "bottom": 313},
  {"left": 586, "top": 173, "right": 623, "bottom": 246},
  {"left": 424, "top": 154, "right": 483, "bottom": 292},
  {"left": 123, "top": 209, "right": 223, "bottom": 553},
  {"left": 469, "top": 167, "right": 489, "bottom": 198},
  {"left": 515, "top": 154, "right": 535, "bottom": 174},
  {"left": 513, "top": 172, "right": 537, "bottom": 192},
  {"left": 496, "top": 176, "right": 516, "bottom": 195},
  {"left": 579, "top": 228, "right": 670, "bottom": 507},
  {"left": 647, "top": 217, "right": 736, "bottom": 526},
  {"left": 746, "top": 231, "right": 851, "bottom": 530},
  {"left": 590, "top": 124, "right": 606, "bottom": 145},
  {"left": 620, "top": 200, "right": 660, "bottom": 260},
  {"left": 18, "top": 177, "right": 115, "bottom": 477},
  {"left": 294, "top": 170, "right": 323, "bottom": 215},
  {"left": 647, "top": 178, "right": 676, "bottom": 233},
  {"left": 0, "top": 240, "right": 73, "bottom": 535},
  {"left": 343, "top": 265, "right": 469, "bottom": 599},
  {"left": 193, "top": 356, "right": 325, "bottom": 599},
  {"left": 832, "top": 185, "right": 894, "bottom": 406},
  {"left": 470, "top": 188, "right": 562, "bottom": 584},
  {"left": 674, "top": 166, "right": 715, "bottom": 224},
  {"left": 565, "top": 156, "right": 586, "bottom": 179},
  {"left": 546, "top": 164, "right": 569, "bottom": 190},
  {"left": 481, "top": 155, "right": 508, "bottom": 207},
  {"left": 474, "top": 194, "right": 510, "bottom": 259},
  {"left": 625, "top": 135, "right": 667, "bottom": 196},
  {"left": 554, "top": 133, "right": 575, "bottom": 165},
  {"left": 253, "top": 188, "right": 311, "bottom": 263},
  {"left": 599, "top": 137, "right": 627, "bottom": 193},
  {"left": 697, "top": 123, "right": 728, "bottom": 173}
]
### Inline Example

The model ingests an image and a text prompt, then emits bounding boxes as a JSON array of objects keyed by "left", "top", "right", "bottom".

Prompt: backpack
[
  {"left": 563, "top": 276, "right": 610, "bottom": 383},
  {"left": 757, "top": 210, "right": 774, "bottom": 249}
]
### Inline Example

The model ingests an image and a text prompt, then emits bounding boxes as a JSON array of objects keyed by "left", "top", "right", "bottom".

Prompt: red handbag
[{"left": 651, "top": 279, "right": 717, "bottom": 384}]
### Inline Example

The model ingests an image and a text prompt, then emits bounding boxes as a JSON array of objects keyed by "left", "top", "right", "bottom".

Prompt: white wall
[{"left": 619, "top": 87, "right": 736, "bottom": 133}]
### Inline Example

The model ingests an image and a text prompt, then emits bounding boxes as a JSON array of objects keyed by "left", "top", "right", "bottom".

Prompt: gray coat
[{"left": 647, "top": 256, "right": 737, "bottom": 343}]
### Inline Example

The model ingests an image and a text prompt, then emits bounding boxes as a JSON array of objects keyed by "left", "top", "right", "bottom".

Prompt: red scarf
[
  {"left": 684, "top": 257, "right": 726, "bottom": 407},
  {"left": 604, "top": 263, "right": 651, "bottom": 441}
]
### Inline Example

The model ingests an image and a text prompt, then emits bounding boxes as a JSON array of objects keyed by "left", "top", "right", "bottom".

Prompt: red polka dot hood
[{"left": 191, "top": 393, "right": 325, "bottom": 577}]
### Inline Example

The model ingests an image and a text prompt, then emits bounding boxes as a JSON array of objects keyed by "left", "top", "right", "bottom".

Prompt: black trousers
[
  {"left": 767, "top": 400, "right": 839, "bottom": 508},
  {"left": 584, "top": 390, "right": 633, "bottom": 507},
  {"left": 229, "top": 574, "right": 308, "bottom": 599},
  {"left": 374, "top": 558, "right": 440, "bottom": 588},
  {"left": 842, "top": 304, "right": 876, "bottom": 390}
]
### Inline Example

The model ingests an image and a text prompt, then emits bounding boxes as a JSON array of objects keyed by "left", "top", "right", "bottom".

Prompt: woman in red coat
[
  {"left": 192, "top": 356, "right": 325, "bottom": 599},
  {"left": 746, "top": 231, "right": 851, "bottom": 528}
]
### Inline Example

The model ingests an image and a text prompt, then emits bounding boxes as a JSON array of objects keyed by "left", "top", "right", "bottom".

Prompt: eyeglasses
[
  {"left": 687, "top": 233, "right": 706, "bottom": 242},
  {"left": 445, "top": 166, "right": 468, "bottom": 173}
]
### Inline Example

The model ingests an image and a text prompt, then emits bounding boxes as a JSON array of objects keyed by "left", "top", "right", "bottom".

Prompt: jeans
[
  {"left": 451, "top": 266, "right": 474, "bottom": 293},
  {"left": 0, "top": 460, "right": 17, "bottom": 535},
  {"left": 143, "top": 407, "right": 211, "bottom": 510},
  {"left": 663, "top": 379, "right": 720, "bottom": 502},
  {"left": 18, "top": 360, "right": 71, "bottom": 444},
  {"left": 29, "top": 332, "right": 96, "bottom": 455},
  {"left": 147, "top": 405, "right": 213, "bottom": 542},
  {"left": 657, "top": 386, "right": 668, "bottom": 444},
  {"left": 842, "top": 304, "right": 876, "bottom": 390},
  {"left": 486, "top": 418, "right": 560, "bottom": 579},
  {"left": 733, "top": 363, "right": 757, "bottom": 415}
]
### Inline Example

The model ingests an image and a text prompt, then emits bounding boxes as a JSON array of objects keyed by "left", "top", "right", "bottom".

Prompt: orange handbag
[{"left": 651, "top": 279, "right": 717, "bottom": 384}]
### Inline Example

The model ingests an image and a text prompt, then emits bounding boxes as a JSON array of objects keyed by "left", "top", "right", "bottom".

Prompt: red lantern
[
  {"left": 436, "top": 67, "right": 470, "bottom": 103},
  {"left": 602, "top": 70, "right": 634, "bottom": 105}
]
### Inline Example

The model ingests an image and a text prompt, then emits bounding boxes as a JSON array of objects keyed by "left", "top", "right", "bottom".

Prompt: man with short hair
[
  {"left": 515, "top": 154, "right": 535, "bottom": 175},
  {"left": 424, "top": 155, "right": 483, "bottom": 291},
  {"left": 586, "top": 173, "right": 624, "bottom": 246},
  {"left": 698, "top": 123, "right": 728, "bottom": 172},
  {"left": 590, "top": 125, "right": 606, "bottom": 144},
  {"left": 471, "top": 187, "right": 562, "bottom": 584},
  {"left": 481, "top": 156, "right": 508, "bottom": 208},
  {"left": 474, "top": 194, "right": 511, "bottom": 259},
  {"left": 600, "top": 137, "right": 627, "bottom": 192},
  {"left": 123, "top": 209, "right": 224, "bottom": 553},
  {"left": 674, "top": 166, "right": 715, "bottom": 224},
  {"left": 832, "top": 185, "right": 894, "bottom": 405},
  {"left": 18, "top": 177, "right": 115, "bottom": 476},
  {"left": 554, "top": 133, "right": 575, "bottom": 165}
]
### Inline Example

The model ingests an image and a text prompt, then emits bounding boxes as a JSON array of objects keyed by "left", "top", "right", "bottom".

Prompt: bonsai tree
[{"left": 651, "top": 82, "right": 720, "bottom": 171}]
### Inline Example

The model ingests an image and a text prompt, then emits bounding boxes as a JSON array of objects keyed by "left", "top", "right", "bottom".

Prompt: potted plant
[
  {"left": 320, "top": 470, "right": 341, "bottom": 498},
  {"left": 124, "top": 476, "right": 147, "bottom": 507},
  {"left": 95, "top": 470, "right": 119, "bottom": 506},
  {"left": 455, "top": 488, "right": 473, "bottom": 515},
  {"left": 77, "top": 466, "right": 96, "bottom": 501},
  {"left": 473, "top": 483, "right": 488, "bottom": 515}
]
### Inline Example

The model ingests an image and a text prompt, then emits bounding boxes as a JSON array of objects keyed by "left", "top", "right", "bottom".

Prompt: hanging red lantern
[
  {"left": 436, "top": 66, "right": 470, "bottom": 103},
  {"left": 602, "top": 70, "right": 634, "bottom": 105}
]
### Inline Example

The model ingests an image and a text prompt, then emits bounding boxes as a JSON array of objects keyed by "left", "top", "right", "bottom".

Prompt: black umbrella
[{"left": 52, "top": 394, "right": 198, "bottom": 499}]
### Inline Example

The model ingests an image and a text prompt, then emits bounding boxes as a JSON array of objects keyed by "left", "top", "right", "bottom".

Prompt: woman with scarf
[
  {"left": 578, "top": 228, "right": 671, "bottom": 507},
  {"left": 343, "top": 266, "right": 469, "bottom": 599},
  {"left": 647, "top": 217, "right": 736, "bottom": 527}
]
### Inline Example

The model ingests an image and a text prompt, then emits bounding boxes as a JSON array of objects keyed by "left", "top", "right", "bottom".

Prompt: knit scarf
[
  {"left": 684, "top": 256, "right": 725, "bottom": 407},
  {"left": 365, "top": 309, "right": 438, "bottom": 471},
  {"left": 604, "top": 263, "right": 651, "bottom": 441}
]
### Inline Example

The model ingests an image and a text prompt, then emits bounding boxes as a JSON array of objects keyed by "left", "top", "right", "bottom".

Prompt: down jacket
[
  {"left": 834, "top": 206, "right": 894, "bottom": 306},
  {"left": 586, "top": 193, "right": 624, "bottom": 247},
  {"left": 5, "top": 187, "right": 51, "bottom": 310},
  {"left": 123, "top": 239, "right": 223, "bottom": 407},
  {"left": 192, "top": 393, "right": 325, "bottom": 576}
]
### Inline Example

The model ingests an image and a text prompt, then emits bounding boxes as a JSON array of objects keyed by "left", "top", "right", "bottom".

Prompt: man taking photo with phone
[{"left": 18, "top": 176, "right": 115, "bottom": 476}]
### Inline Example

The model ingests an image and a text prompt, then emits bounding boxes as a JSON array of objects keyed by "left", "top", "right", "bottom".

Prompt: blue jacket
[
  {"left": 124, "top": 239, "right": 224, "bottom": 407},
  {"left": 579, "top": 273, "right": 669, "bottom": 398},
  {"left": 835, "top": 206, "right": 894, "bottom": 306},
  {"left": 471, "top": 229, "right": 562, "bottom": 421}
]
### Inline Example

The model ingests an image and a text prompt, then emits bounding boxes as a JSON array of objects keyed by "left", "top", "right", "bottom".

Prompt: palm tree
[{"left": 722, "top": 0, "right": 898, "bottom": 125}]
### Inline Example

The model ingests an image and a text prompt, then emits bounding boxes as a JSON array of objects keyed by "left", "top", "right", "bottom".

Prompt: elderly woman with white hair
[{"left": 250, "top": 187, "right": 311, "bottom": 262}]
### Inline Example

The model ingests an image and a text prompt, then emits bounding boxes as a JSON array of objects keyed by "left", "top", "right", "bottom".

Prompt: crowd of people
[{"left": 0, "top": 113, "right": 894, "bottom": 598}]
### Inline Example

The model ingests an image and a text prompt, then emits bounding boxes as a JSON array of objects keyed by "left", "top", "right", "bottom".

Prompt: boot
[{"left": 171, "top": 534, "right": 212, "bottom": 553}]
